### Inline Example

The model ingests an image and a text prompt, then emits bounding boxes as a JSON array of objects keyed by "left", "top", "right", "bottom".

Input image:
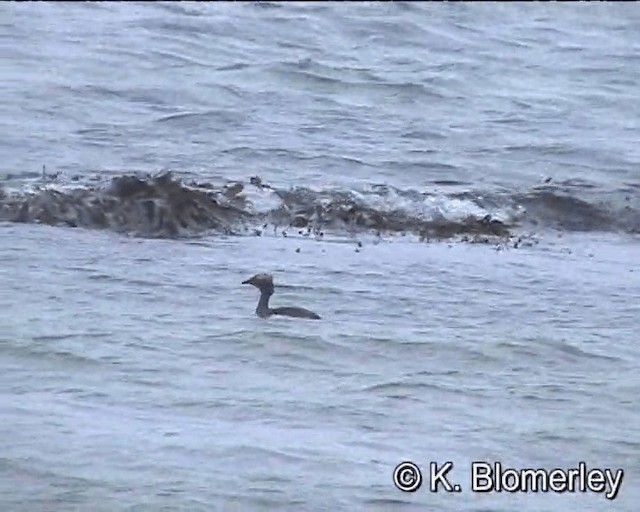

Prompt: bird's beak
[{"left": 242, "top": 279, "right": 251, "bottom": 285}]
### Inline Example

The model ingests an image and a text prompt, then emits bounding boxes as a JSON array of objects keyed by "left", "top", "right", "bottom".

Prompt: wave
[{"left": 1, "top": 171, "right": 638, "bottom": 244}]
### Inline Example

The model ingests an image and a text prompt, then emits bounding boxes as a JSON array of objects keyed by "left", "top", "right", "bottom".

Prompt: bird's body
[{"left": 242, "top": 273, "right": 321, "bottom": 320}]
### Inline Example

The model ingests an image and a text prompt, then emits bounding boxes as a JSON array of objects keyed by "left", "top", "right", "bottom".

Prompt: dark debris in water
[
  {"left": 0, "top": 171, "right": 637, "bottom": 246},
  {"left": 0, "top": 172, "right": 251, "bottom": 238}
]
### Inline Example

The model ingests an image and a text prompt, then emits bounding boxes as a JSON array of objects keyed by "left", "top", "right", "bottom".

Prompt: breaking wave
[{"left": 1, "top": 171, "right": 638, "bottom": 246}]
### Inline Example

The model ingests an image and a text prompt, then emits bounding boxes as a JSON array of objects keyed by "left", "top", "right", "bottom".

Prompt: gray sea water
[{"left": 1, "top": 2, "right": 639, "bottom": 511}]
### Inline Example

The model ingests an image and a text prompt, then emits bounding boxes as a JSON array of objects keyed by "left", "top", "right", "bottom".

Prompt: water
[{"left": 1, "top": 2, "right": 639, "bottom": 511}]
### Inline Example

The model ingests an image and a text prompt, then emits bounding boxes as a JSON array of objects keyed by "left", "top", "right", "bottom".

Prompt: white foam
[
  {"left": 353, "top": 186, "right": 493, "bottom": 222},
  {"left": 240, "top": 185, "right": 284, "bottom": 214}
]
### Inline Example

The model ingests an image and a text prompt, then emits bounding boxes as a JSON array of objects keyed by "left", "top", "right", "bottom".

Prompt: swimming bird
[{"left": 242, "top": 273, "right": 321, "bottom": 320}]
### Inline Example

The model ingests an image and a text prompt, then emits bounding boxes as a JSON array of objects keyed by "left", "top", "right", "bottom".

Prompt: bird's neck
[{"left": 256, "top": 289, "right": 272, "bottom": 317}]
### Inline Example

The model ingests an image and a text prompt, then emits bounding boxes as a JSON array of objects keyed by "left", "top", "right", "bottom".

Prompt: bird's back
[{"left": 271, "top": 306, "right": 321, "bottom": 320}]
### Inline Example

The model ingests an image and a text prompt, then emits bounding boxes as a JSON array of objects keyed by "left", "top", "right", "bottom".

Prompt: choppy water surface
[{"left": 1, "top": 2, "right": 639, "bottom": 511}]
